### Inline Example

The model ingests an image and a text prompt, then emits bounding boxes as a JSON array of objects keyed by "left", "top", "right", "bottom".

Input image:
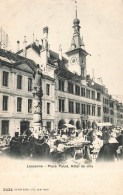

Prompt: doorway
[
  {"left": 46, "top": 121, "right": 51, "bottom": 132},
  {"left": 20, "top": 121, "right": 29, "bottom": 135},
  {"left": 2, "top": 120, "right": 9, "bottom": 135}
]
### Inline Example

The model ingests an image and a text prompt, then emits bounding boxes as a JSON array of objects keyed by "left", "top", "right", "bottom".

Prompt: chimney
[
  {"left": 17, "top": 40, "right": 20, "bottom": 52},
  {"left": 33, "top": 31, "right": 34, "bottom": 43},
  {"left": 43, "top": 26, "right": 48, "bottom": 39},
  {"left": 92, "top": 69, "right": 95, "bottom": 82},
  {"left": 97, "top": 77, "right": 103, "bottom": 85},
  {"left": 35, "top": 39, "right": 39, "bottom": 47},
  {"left": 5, "top": 34, "right": 8, "bottom": 50},
  {"left": 100, "top": 77, "right": 103, "bottom": 85},
  {"left": 3, "top": 30, "right": 6, "bottom": 50},
  {"left": 0, "top": 28, "right": 2, "bottom": 42},
  {"left": 59, "top": 44, "right": 62, "bottom": 60},
  {"left": 42, "top": 27, "right": 48, "bottom": 50},
  {"left": 47, "top": 44, "right": 50, "bottom": 58},
  {"left": 23, "top": 36, "right": 27, "bottom": 44},
  {"left": 23, "top": 36, "right": 27, "bottom": 57}
]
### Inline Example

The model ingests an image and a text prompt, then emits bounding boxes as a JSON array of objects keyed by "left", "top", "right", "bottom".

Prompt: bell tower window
[{"left": 81, "top": 67, "right": 84, "bottom": 77}]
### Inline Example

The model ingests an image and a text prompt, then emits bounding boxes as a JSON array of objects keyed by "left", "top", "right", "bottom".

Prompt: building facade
[
  {"left": 16, "top": 11, "right": 123, "bottom": 132},
  {"left": 0, "top": 50, "right": 37, "bottom": 136},
  {"left": 0, "top": 10, "right": 123, "bottom": 136}
]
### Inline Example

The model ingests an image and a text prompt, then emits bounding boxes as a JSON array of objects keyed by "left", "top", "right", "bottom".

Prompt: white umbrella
[
  {"left": 96, "top": 131, "right": 102, "bottom": 136},
  {"left": 109, "top": 138, "right": 118, "bottom": 143},
  {"left": 53, "top": 133, "right": 58, "bottom": 136},
  {"left": 63, "top": 124, "right": 76, "bottom": 128},
  {"left": 96, "top": 122, "right": 112, "bottom": 127}
]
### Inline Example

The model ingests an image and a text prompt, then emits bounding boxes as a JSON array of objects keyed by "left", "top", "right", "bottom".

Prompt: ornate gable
[{"left": 14, "top": 61, "right": 35, "bottom": 74}]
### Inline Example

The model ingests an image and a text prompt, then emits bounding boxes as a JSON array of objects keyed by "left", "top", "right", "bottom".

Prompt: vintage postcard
[{"left": 0, "top": 0, "right": 123, "bottom": 194}]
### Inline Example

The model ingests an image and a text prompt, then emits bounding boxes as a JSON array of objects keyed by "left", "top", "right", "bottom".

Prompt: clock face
[{"left": 70, "top": 57, "right": 77, "bottom": 65}]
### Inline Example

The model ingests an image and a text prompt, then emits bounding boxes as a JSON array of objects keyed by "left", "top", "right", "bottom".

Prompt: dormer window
[
  {"left": 81, "top": 87, "right": 85, "bottom": 97},
  {"left": 97, "top": 92, "right": 101, "bottom": 101},
  {"left": 86, "top": 89, "right": 90, "bottom": 98},
  {"left": 68, "top": 82, "right": 74, "bottom": 94},
  {"left": 59, "top": 79, "right": 64, "bottom": 92},
  {"left": 75, "top": 85, "right": 80, "bottom": 96},
  {"left": 81, "top": 67, "right": 84, "bottom": 77}
]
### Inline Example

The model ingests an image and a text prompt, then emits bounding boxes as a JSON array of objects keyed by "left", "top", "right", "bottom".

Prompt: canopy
[
  {"left": 96, "top": 131, "right": 102, "bottom": 136},
  {"left": 96, "top": 122, "right": 112, "bottom": 127},
  {"left": 63, "top": 124, "right": 76, "bottom": 128},
  {"left": 67, "top": 137, "right": 90, "bottom": 146},
  {"left": 112, "top": 129, "right": 120, "bottom": 133},
  {"left": 109, "top": 138, "right": 118, "bottom": 143}
]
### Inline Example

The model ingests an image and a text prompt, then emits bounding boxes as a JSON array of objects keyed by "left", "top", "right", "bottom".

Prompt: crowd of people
[
  {"left": 58, "top": 126, "right": 123, "bottom": 162},
  {"left": 0, "top": 126, "right": 123, "bottom": 163}
]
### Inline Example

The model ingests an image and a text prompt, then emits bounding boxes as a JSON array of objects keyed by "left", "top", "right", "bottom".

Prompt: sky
[{"left": 0, "top": 0, "right": 123, "bottom": 102}]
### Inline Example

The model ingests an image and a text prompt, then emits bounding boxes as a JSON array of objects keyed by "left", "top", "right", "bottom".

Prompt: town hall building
[{"left": 0, "top": 8, "right": 123, "bottom": 136}]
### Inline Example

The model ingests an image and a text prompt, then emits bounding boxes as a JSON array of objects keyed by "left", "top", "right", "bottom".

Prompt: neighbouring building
[{"left": 0, "top": 49, "right": 37, "bottom": 136}]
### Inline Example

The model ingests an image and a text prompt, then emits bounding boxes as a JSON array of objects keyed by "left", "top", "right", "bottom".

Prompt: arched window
[
  {"left": 82, "top": 121, "right": 86, "bottom": 129},
  {"left": 69, "top": 120, "right": 74, "bottom": 125},
  {"left": 76, "top": 120, "right": 81, "bottom": 129},
  {"left": 87, "top": 121, "right": 91, "bottom": 129},
  {"left": 92, "top": 121, "right": 96, "bottom": 129},
  {"left": 58, "top": 119, "right": 65, "bottom": 129}
]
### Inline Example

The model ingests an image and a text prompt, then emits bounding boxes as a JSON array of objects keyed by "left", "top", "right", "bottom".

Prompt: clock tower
[{"left": 65, "top": 4, "right": 88, "bottom": 78}]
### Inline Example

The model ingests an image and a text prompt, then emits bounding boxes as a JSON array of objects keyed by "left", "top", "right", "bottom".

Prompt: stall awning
[
  {"left": 96, "top": 122, "right": 112, "bottom": 127},
  {"left": 63, "top": 124, "right": 76, "bottom": 128}
]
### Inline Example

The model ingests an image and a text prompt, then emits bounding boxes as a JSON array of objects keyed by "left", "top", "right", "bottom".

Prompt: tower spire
[
  {"left": 75, "top": 1, "right": 77, "bottom": 18},
  {"left": 65, "top": 1, "right": 89, "bottom": 78}
]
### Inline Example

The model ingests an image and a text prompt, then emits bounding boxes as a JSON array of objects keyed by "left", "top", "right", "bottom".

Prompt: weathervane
[{"left": 75, "top": 0, "right": 77, "bottom": 18}]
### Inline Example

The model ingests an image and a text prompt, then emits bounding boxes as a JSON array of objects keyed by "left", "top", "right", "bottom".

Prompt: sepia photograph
[{"left": 0, "top": 0, "right": 123, "bottom": 194}]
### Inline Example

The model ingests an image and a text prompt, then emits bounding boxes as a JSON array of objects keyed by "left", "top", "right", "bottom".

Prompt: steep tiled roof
[
  {"left": 55, "top": 66, "right": 83, "bottom": 83},
  {"left": 32, "top": 43, "right": 42, "bottom": 55},
  {"left": 93, "top": 82, "right": 104, "bottom": 92},
  {"left": 0, "top": 48, "right": 37, "bottom": 69},
  {"left": 47, "top": 50, "right": 68, "bottom": 69},
  {"left": 49, "top": 50, "right": 68, "bottom": 63},
  {"left": 16, "top": 43, "right": 68, "bottom": 66},
  {"left": 16, "top": 42, "right": 42, "bottom": 55},
  {"left": 55, "top": 63, "right": 107, "bottom": 90}
]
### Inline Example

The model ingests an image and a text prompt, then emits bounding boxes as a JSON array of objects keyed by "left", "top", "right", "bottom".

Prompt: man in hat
[
  {"left": 32, "top": 133, "right": 45, "bottom": 158},
  {"left": 33, "top": 133, "right": 50, "bottom": 159},
  {"left": 23, "top": 128, "right": 32, "bottom": 137},
  {"left": 10, "top": 131, "right": 21, "bottom": 156},
  {"left": 102, "top": 129, "right": 110, "bottom": 145},
  {"left": 117, "top": 145, "right": 123, "bottom": 160},
  {"left": 38, "top": 133, "right": 45, "bottom": 143}
]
